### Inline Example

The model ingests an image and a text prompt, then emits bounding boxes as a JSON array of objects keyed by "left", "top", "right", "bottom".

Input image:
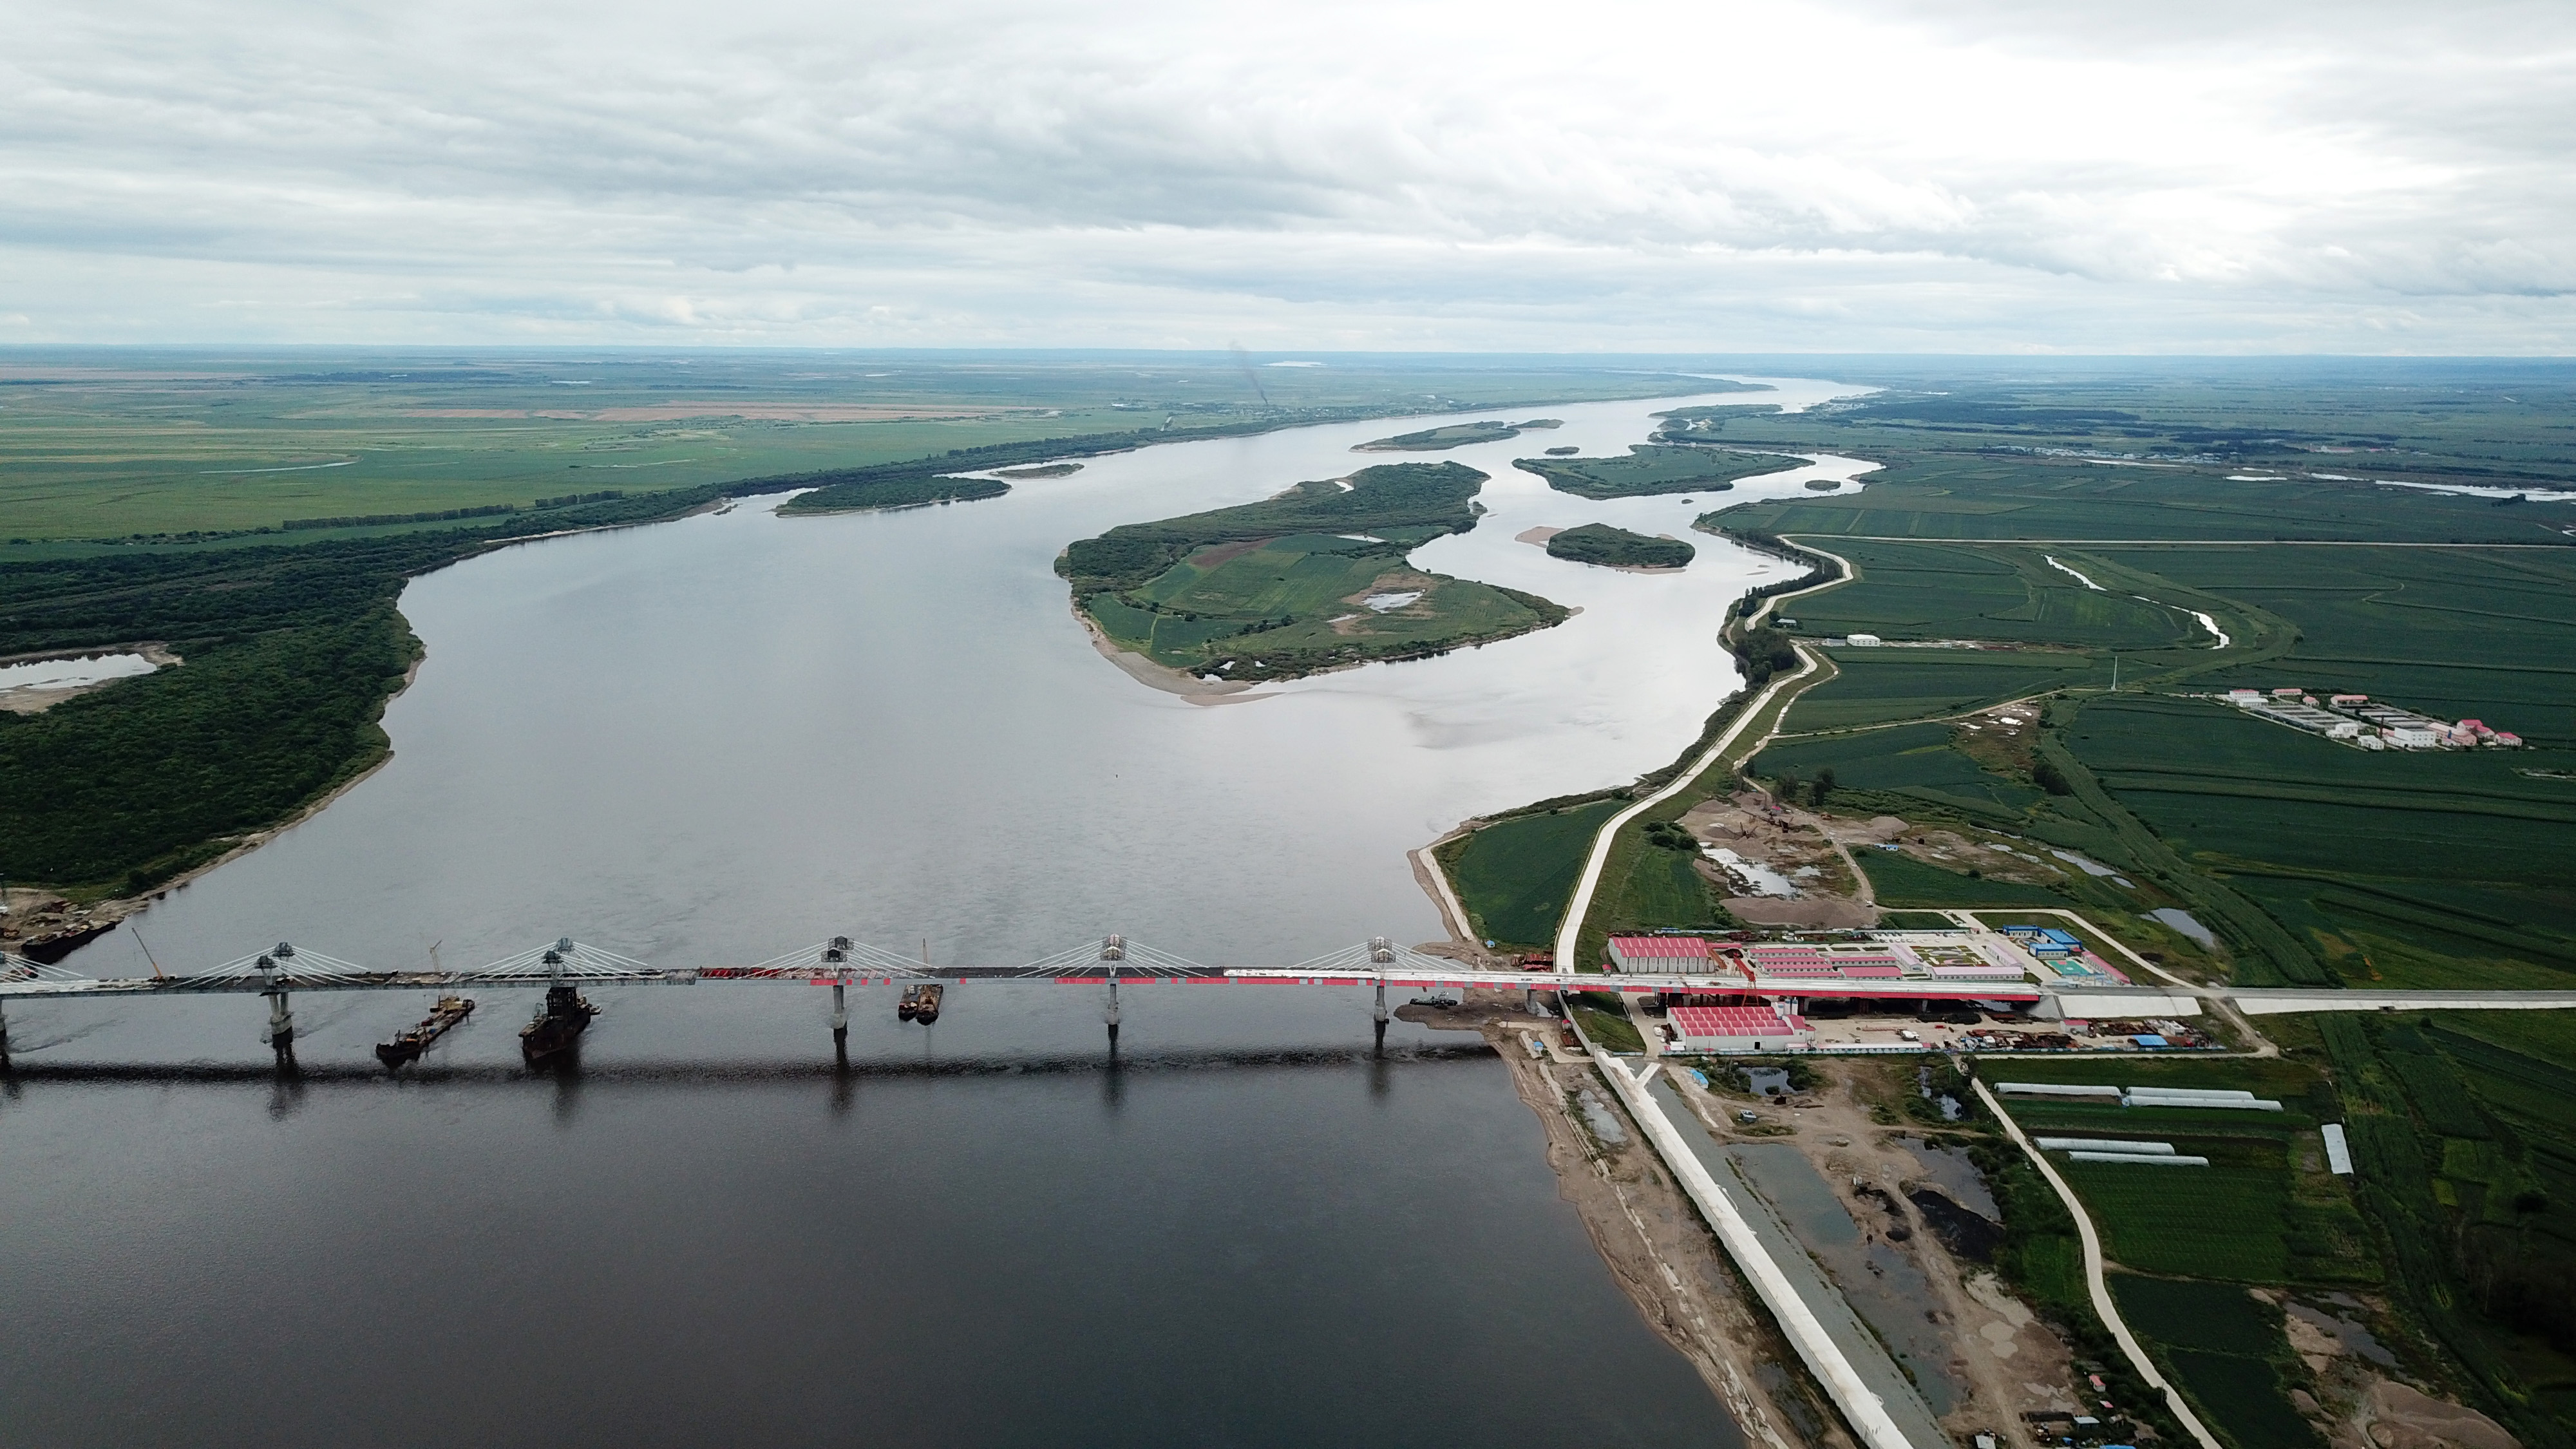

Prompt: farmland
[
  {"left": 1760, "top": 539, "right": 2216, "bottom": 649},
  {"left": 1439, "top": 799, "right": 1626, "bottom": 948},
  {"left": 2085, "top": 544, "right": 2576, "bottom": 749},
  {"left": 2061, "top": 695, "right": 2576, "bottom": 989},
  {"left": 1767, "top": 650, "right": 2111, "bottom": 730},
  {"left": 1715, "top": 455, "right": 2573, "bottom": 547},
  {"left": 2112, "top": 1278, "right": 2319, "bottom": 1449}
]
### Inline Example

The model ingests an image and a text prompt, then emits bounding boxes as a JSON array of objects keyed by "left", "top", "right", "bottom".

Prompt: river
[{"left": 2, "top": 377, "right": 1871, "bottom": 1448}]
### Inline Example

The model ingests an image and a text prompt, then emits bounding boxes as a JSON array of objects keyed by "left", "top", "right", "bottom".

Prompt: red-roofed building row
[
  {"left": 1606, "top": 936, "right": 1714, "bottom": 971},
  {"left": 1669, "top": 1005, "right": 1813, "bottom": 1052}
]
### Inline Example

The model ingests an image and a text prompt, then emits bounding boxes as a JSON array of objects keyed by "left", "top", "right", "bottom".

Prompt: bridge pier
[
  {"left": 1101, "top": 935, "right": 1124, "bottom": 1049},
  {"left": 1370, "top": 937, "right": 1393, "bottom": 1055},
  {"left": 257, "top": 943, "right": 296, "bottom": 1059},
  {"left": 824, "top": 937, "right": 852, "bottom": 1046},
  {"left": 265, "top": 988, "right": 296, "bottom": 1055}
]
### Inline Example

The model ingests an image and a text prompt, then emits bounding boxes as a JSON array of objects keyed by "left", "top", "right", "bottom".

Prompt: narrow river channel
[{"left": 3, "top": 378, "right": 1871, "bottom": 1448}]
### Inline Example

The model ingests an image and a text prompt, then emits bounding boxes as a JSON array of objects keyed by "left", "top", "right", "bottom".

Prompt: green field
[
  {"left": 2088, "top": 545, "right": 2576, "bottom": 750},
  {"left": 1714, "top": 453, "right": 2574, "bottom": 547},
  {"left": 1441, "top": 800, "right": 1624, "bottom": 947},
  {"left": 1767, "top": 539, "right": 2213, "bottom": 648},
  {"left": 1994, "top": 1060, "right": 2378, "bottom": 1287},
  {"left": 1544, "top": 523, "right": 1694, "bottom": 570},
  {"left": 1856, "top": 849, "right": 2068, "bottom": 907},
  {"left": 1086, "top": 531, "right": 1555, "bottom": 676},
  {"left": 1754, "top": 721, "right": 2047, "bottom": 818},
  {"left": 2112, "top": 1278, "right": 2317, "bottom": 1449},
  {"left": 2063, "top": 695, "right": 2576, "bottom": 987},
  {"left": 1773, "top": 651, "right": 2112, "bottom": 730},
  {"left": 1517, "top": 444, "right": 1798, "bottom": 499}
]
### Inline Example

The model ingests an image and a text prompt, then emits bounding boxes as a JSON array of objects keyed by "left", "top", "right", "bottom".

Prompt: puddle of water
[
  {"left": 2143, "top": 908, "right": 2217, "bottom": 949},
  {"left": 0, "top": 652, "right": 159, "bottom": 693},
  {"left": 1725, "top": 1142, "right": 1968, "bottom": 1415},
  {"left": 1575, "top": 1087, "right": 1629, "bottom": 1146},
  {"left": 1899, "top": 1137, "right": 2002, "bottom": 1220},
  {"left": 2287, "top": 1300, "right": 2398, "bottom": 1366},
  {"left": 2052, "top": 849, "right": 2119, "bottom": 878},
  {"left": 1907, "top": 1188, "right": 2002, "bottom": 1263},
  {"left": 1707, "top": 847, "right": 1799, "bottom": 898},
  {"left": 1743, "top": 1067, "right": 1791, "bottom": 1096}
]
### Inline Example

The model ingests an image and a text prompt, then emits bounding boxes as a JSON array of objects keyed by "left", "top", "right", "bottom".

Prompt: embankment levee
[{"left": 1566, "top": 1021, "right": 1920, "bottom": 1449}]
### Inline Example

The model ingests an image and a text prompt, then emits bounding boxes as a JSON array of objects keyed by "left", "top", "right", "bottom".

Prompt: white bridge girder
[{"left": 9, "top": 938, "right": 2573, "bottom": 1023}]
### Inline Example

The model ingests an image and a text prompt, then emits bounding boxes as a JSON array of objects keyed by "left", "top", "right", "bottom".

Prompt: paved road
[{"left": 1553, "top": 541, "right": 1857, "bottom": 969}]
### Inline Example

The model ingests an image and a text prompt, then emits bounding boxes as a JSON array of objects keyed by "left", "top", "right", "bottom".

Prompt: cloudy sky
[{"left": 5, "top": 0, "right": 2572, "bottom": 352}]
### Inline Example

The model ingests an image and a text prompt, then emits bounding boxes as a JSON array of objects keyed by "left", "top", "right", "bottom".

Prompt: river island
[{"left": 1056, "top": 460, "right": 1569, "bottom": 687}]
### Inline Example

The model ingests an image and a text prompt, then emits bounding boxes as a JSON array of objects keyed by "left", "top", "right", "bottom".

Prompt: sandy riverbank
[
  {"left": 0, "top": 643, "right": 185, "bottom": 715},
  {"left": 1490, "top": 1020, "right": 1842, "bottom": 1449},
  {"left": 1072, "top": 608, "right": 1265, "bottom": 705}
]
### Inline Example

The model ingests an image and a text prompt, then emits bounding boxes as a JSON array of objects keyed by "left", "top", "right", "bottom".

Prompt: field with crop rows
[
  {"left": 1755, "top": 721, "right": 2047, "bottom": 818},
  {"left": 1442, "top": 800, "right": 1624, "bottom": 947},
  {"left": 2065, "top": 696, "right": 2576, "bottom": 987},
  {"left": 1712, "top": 454, "right": 2573, "bottom": 546},
  {"left": 1778, "top": 650, "right": 2112, "bottom": 730},
  {"left": 2112, "top": 1276, "right": 2316, "bottom": 1449},
  {"left": 1777, "top": 540, "right": 2204, "bottom": 647},
  {"left": 2090, "top": 545, "right": 2576, "bottom": 750}
]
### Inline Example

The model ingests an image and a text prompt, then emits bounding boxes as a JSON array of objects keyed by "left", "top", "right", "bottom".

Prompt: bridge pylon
[
  {"left": 824, "top": 936, "right": 852, "bottom": 1041},
  {"left": 1369, "top": 937, "right": 1394, "bottom": 1053},
  {"left": 1101, "top": 935, "right": 1125, "bottom": 1048},
  {"left": 258, "top": 943, "right": 297, "bottom": 1059}
]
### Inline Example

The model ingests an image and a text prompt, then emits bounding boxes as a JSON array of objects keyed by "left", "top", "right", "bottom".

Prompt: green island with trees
[
  {"left": 1542, "top": 522, "right": 1694, "bottom": 569},
  {"left": 1516, "top": 443, "right": 1797, "bottom": 498},
  {"left": 1058, "top": 460, "right": 1567, "bottom": 685},
  {"left": 1358, "top": 419, "right": 1529, "bottom": 451}
]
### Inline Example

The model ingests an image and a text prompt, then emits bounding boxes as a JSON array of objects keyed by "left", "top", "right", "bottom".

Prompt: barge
[{"left": 375, "top": 995, "right": 475, "bottom": 1068}]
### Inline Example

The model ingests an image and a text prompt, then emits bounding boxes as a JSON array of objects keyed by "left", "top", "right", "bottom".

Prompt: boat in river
[
  {"left": 897, "top": 983, "right": 943, "bottom": 1025},
  {"left": 520, "top": 985, "right": 598, "bottom": 1064},
  {"left": 376, "top": 996, "right": 475, "bottom": 1068}
]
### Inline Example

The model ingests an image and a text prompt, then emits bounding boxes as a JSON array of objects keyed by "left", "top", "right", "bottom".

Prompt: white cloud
[{"left": 1, "top": 0, "right": 2571, "bottom": 348}]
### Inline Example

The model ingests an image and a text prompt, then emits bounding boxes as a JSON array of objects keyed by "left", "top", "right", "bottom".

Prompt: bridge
[{"left": 7, "top": 933, "right": 2573, "bottom": 1066}]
